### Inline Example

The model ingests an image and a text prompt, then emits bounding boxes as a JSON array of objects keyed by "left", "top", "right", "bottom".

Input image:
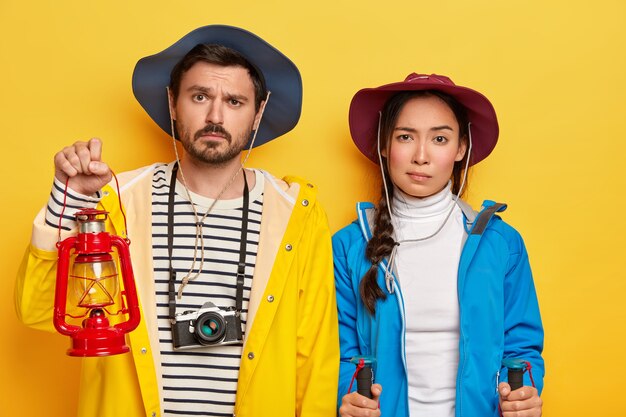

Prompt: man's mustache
[{"left": 194, "top": 124, "right": 232, "bottom": 141}]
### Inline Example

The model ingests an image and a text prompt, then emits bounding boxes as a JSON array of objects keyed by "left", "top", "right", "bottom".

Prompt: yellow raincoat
[{"left": 15, "top": 164, "right": 339, "bottom": 417}]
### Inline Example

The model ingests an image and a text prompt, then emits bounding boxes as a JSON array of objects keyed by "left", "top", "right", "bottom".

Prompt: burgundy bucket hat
[{"left": 349, "top": 73, "right": 499, "bottom": 165}]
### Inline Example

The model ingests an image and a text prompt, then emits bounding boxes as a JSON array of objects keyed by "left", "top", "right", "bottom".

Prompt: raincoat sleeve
[
  {"left": 294, "top": 202, "right": 340, "bottom": 416},
  {"left": 15, "top": 206, "right": 74, "bottom": 332},
  {"left": 15, "top": 185, "right": 113, "bottom": 332},
  {"left": 500, "top": 231, "right": 545, "bottom": 393}
]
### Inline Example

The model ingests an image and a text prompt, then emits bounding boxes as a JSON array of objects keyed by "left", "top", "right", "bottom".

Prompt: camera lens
[{"left": 195, "top": 312, "right": 226, "bottom": 345}]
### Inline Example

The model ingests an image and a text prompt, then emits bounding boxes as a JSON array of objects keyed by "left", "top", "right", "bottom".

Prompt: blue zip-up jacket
[{"left": 333, "top": 200, "right": 544, "bottom": 417}]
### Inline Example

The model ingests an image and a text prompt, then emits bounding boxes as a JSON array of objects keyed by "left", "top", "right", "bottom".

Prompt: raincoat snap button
[
  {"left": 248, "top": 352, "right": 255, "bottom": 360},
  {"left": 285, "top": 244, "right": 292, "bottom": 251},
  {"left": 267, "top": 295, "right": 274, "bottom": 302},
  {"left": 141, "top": 347, "right": 147, "bottom": 354},
  {"left": 301, "top": 199, "right": 309, "bottom": 207},
  {"left": 151, "top": 412, "right": 156, "bottom": 417}
]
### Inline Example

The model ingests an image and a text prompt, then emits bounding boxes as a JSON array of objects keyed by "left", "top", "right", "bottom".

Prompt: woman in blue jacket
[{"left": 333, "top": 73, "right": 544, "bottom": 417}]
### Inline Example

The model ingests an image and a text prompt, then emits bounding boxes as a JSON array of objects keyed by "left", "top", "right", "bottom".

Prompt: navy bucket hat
[{"left": 132, "top": 25, "right": 303, "bottom": 148}]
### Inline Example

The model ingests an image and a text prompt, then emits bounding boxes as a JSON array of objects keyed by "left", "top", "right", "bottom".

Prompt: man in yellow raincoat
[{"left": 15, "top": 25, "right": 339, "bottom": 417}]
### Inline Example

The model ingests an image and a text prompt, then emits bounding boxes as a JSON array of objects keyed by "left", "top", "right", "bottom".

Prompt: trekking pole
[
  {"left": 502, "top": 358, "right": 527, "bottom": 391},
  {"left": 349, "top": 356, "right": 375, "bottom": 398}
]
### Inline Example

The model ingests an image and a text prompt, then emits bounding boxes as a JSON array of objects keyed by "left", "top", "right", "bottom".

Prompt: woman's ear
[
  {"left": 380, "top": 139, "right": 390, "bottom": 158},
  {"left": 455, "top": 136, "right": 468, "bottom": 162}
]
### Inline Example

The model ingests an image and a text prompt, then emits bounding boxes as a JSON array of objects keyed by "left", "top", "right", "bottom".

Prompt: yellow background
[{"left": 1, "top": 0, "right": 624, "bottom": 415}]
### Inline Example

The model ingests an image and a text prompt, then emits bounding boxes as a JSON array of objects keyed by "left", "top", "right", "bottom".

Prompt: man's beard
[{"left": 180, "top": 123, "right": 252, "bottom": 165}]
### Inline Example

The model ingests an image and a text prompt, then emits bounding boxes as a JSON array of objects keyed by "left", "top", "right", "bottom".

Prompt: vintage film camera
[{"left": 172, "top": 302, "right": 242, "bottom": 349}]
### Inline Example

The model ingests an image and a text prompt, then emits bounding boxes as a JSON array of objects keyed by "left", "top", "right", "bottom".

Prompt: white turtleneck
[{"left": 391, "top": 182, "right": 465, "bottom": 417}]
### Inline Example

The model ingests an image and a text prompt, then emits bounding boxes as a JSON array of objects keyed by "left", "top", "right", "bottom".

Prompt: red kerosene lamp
[{"left": 54, "top": 208, "right": 140, "bottom": 356}]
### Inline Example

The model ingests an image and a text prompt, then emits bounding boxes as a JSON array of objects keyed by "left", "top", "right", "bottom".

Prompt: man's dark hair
[{"left": 169, "top": 43, "right": 267, "bottom": 111}]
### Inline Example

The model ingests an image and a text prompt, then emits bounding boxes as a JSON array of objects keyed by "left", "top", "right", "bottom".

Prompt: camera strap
[{"left": 166, "top": 162, "right": 249, "bottom": 334}]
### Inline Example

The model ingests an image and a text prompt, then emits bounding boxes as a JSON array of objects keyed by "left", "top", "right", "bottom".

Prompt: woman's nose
[{"left": 412, "top": 142, "right": 429, "bottom": 165}]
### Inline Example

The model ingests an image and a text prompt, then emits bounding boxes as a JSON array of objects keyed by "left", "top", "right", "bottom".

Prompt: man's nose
[{"left": 205, "top": 101, "right": 224, "bottom": 125}]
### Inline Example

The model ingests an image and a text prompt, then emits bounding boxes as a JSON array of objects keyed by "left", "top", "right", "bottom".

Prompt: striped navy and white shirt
[
  {"left": 46, "top": 163, "right": 264, "bottom": 417},
  {"left": 152, "top": 163, "right": 263, "bottom": 416}
]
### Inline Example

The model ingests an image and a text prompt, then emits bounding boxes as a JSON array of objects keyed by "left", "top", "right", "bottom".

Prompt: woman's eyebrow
[{"left": 393, "top": 125, "right": 454, "bottom": 132}]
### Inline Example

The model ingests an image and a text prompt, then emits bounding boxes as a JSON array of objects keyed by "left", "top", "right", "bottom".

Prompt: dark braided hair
[{"left": 360, "top": 90, "right": 470, "bottom": 315}]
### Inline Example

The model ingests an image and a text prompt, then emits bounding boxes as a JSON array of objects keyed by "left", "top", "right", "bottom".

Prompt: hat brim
[
  {"left": 349, "top": 79, "right": 499, "bottom": 165},
  {"left": 132, "top": 25, "right": 302, "bottom": 148}
]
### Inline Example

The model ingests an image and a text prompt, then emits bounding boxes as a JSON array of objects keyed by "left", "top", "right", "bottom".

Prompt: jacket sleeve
[
  {"left": 15, "top": 206, "right": 77, "bottom": 331},
  {"left": 295, "top": 202, "right": 340, "bottom": 416},
  {"left": 332, "top": 227, "right": 364, "bottom": 411},
  {"left": 15, "top": 185, "right": 118, "bottom": 332},
  {"left": 500, "top": 231, "right": 545, "bottom": 394}
]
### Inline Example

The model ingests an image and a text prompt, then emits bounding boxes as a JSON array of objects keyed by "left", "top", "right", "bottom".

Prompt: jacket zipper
[
  {"left": 456, "top": 303, "right": 467, "bottom": 417},
  {"left": 382, "top": 264, "right": 408, "bottom": 411},
  {"left": 456, "top": 216, "right": 470, "bottom": 417}
]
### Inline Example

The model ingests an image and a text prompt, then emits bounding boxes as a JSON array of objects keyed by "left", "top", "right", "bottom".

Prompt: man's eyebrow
[
  {"left": 186, "top": 85, "right": 212, "bottom": 93},
  {"left": 185, "top": 85, "right": 250, "bottom": 102},
  {"left": 225, "top": 93, "right": 249, "bottom": 102}
]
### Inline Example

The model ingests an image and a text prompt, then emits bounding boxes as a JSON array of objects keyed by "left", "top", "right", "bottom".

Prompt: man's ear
[
  {"left": 167, "top": 87, "right": 177, "bottom": 120},
  {"left": 253, "top": 100, "right": 267, "bottom": 131}
]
